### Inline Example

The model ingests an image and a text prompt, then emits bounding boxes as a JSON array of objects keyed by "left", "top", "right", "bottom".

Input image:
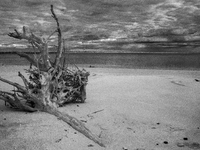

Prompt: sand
[{"left": 0, "top": 65, "right": 200, "bottom": 150}]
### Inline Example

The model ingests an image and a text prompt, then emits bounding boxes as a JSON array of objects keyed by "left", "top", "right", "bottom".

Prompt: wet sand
[{"left": 0, "top": 65, "right": 200, "bottom": 150}]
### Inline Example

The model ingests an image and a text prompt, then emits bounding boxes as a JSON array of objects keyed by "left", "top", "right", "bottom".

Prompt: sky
[{"left": 0, "top": 0, "right": 200, "bottom": 51}]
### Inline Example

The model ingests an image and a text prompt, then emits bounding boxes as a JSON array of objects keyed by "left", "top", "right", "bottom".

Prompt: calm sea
[{"left": 0, "top": 52, "right": 200, "bottom": 70}]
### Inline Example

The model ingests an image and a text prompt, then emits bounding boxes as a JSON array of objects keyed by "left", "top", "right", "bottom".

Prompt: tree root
[{"left": 0, "top": 5, "right": 105, "bottom": 147}]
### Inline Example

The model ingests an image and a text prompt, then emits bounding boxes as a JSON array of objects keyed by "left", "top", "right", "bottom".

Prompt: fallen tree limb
[
  {"left": 46, "top": 106, "right": 105, "bottom": 147},
  {"left": 0, "top": 5, "right": 105, "bottom": 147},
  {"left": 0, "top": 75, "right": 104, "bottom": 146}
]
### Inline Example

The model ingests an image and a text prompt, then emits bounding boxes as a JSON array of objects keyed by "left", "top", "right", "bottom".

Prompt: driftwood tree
[{"left": 0, "top": 5, "right": 105, "bottom": 147}]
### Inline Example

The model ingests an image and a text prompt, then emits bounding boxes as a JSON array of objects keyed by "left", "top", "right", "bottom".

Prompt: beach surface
[{"left": 0, "top": 65, "right": 200, "bottom": 150}]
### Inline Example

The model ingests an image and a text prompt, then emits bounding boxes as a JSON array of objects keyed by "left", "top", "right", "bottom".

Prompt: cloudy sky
[{"left": 0, "top": 0, "right": 200, "bottom": 51}]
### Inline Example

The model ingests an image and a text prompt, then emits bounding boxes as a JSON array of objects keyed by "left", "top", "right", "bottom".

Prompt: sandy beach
[{"left": 0, "top": 65, "right": 200, "bottom": 150}]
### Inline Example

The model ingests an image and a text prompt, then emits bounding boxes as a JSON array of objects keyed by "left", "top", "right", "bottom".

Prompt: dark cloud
[{"left": 0, "top": 0, "right": 200, "bottom": 50}]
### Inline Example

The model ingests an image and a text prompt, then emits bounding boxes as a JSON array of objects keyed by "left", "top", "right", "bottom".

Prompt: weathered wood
[
  {"left": 0, "top": 91, "right": 38, "bottom": 112},
  {"left": 9, "top": 27, "right": 51, "bottom": 71},
  {"left": 50, "top": 4, "right": 64, "bottom": 70},
  {"left": 16, "top": 52, "right": 39, "bottom": 67},
  {"left": 0, "top": 76, "right": 26, "bottom": 92},
  {"left": 45, "top": 106, "right": 105, "bottom": 147},
  {"left": 0, "top": 5, "right": 105, "bottom": 148}
]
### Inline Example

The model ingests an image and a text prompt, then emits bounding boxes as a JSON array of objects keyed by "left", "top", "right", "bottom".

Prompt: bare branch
[
  {"left": 47, "top": 30, "right": 57, "bottom": 43},
  {"left": 0, "top": 91, "right": 18, "bottom": 108},
  {"left": 18, "top": 72, "right": 29, "bottom": 90},
  {"left": 30, "top": 32, "right": 43, "bottom": 44},
  {"left": 62, "top": 39, "right": 67, "bottom": 69},
  {"left": 0, "top": 90, "right": 37, "bottom": 112},
  {"left": 12, "top": 93, "right": 38, "bottom": 112},
  {"left": 51, "top": 5, "right": 63, "bottom": 68},
  {"left": 51, "top": 5, "right": 60, "bottom": 32},
  {"left": 16, "top": 51, "right": 38, "bottom": 65},
  {"left": 0, "top": 76, "right": 26, "bottom": 92},
  {"left": 16, "top": 52, "right": 48, "bottom": 71},
  {"left": 9, "top": 27, "right": 52, "bottom": 70},
  {"left": 46, "top": 107, "right": 105, "bottom": 147}
]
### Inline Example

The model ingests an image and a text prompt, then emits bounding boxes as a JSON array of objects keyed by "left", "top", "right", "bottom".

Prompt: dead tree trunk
[{"left": 0, "top": 5, "right": 105, "bottom": 147}]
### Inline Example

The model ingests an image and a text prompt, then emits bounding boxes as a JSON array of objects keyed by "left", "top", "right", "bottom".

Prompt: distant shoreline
[
  {"left": 0, "top": 46, "right": 200, "bottom": 54},
  {"left": 1, "top": 52, "right": 200, "bottom": 70},
  {"left": 0, "top": 51, "right": 200, "bottom": 55}
]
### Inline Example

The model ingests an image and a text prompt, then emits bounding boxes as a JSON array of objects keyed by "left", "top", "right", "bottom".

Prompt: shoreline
[
  {"left": 0, "top": 50, "right": 200, "bottom": 54},
  {"left": 1, "top": 53, "right": 200, "bottom": 70}
]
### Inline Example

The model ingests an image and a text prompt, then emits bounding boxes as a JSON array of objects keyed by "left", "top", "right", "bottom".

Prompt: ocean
[{"left": 0, "top": 52, "right": 200, "bottom": 70}]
